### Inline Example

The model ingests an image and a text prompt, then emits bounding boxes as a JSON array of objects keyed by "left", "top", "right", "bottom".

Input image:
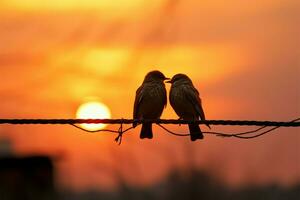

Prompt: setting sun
[{"left": 76, "top": 101, "right": 111, "bottom": 131}]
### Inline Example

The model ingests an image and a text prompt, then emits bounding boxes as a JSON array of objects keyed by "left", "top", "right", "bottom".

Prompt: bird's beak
[{"left": 165, "top": 78, "right": 171, "bottom": 83}]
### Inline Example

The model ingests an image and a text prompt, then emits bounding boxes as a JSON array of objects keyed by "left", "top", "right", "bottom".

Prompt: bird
[
  {"left": 167, "top": 74, "right": 210, "bottom": 141},
  {"left": 133, "top": 70, "right": 169, "bottom": 139}
]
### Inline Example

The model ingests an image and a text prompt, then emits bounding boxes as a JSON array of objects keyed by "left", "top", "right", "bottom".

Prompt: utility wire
[
  {"left": 0, "top": 119, "right": 299, "bottom": 126},
  {"left": 158, "top": 118, "right": 300, "bottom": 139},
  {"left": 0, "top": 118, "right": 299, "bottom": 144}
]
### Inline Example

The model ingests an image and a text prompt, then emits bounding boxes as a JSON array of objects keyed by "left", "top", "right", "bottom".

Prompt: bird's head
[
  {"left": 166, "top": 73, "right": 192, "bottom": 85},
  {"left": 144, "top": 70, "right": 170, "bottom": 83}
]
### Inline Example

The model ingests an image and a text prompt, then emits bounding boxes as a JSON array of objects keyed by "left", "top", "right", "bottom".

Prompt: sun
[{"left": 76, "top": 101, "right": 111, "bottom": 131}]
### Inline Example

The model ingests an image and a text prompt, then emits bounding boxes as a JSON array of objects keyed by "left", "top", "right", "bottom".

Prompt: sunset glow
[
  {"left": 0, "top": 0, "right": 299, "bottom": 195},
  {"left": 1, "top": 0, "right": 148, "bottom": 11},
  {"left": 83, "top": 48, "right": 128, "bottom": 75}
]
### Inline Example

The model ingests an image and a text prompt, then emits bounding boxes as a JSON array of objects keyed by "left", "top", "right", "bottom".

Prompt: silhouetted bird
[
  {"left": 133, "top": 70, "right": 169, "bottom": 139},
  {"left": 167, "top": 74, "right": 210, "bottom": 141}
]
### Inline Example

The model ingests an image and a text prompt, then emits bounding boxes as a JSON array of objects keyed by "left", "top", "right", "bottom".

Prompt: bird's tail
[
  {"left": 188, "top": 123, "right": 204, "bottom": 141},
  {"left": 140, "top": 123, "right": 153, "bottom": 139}
]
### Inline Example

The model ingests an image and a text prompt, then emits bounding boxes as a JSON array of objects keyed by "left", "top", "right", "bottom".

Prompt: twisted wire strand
[
  {"left": 0, "top": 119, "right": 299, "bottom": 126},
  {"left": 157, "top": 118, "right": 300, "bottom": 139},
  {"left": 1, "top": 118, "right": 299, "bottom": 144}
]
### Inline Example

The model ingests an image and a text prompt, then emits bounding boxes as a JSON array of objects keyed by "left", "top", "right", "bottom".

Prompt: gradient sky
[{"left": 0, "top": 0, "right": 299, "bottom": 191}]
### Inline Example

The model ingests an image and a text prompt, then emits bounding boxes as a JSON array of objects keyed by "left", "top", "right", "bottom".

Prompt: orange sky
[{"left": 0, "top": 0, "right": 299, "bottom": 191}]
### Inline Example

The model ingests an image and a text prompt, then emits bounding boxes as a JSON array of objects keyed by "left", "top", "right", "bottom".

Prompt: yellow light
[
  {"left": 82, "top": 48, "right": 128, "bottom": 75},
  {"left": 76, "top": 101, "right": 111, "bottom": 131},
  {"left": 1, "top": 0, "right": 146, "bottom": 12}
]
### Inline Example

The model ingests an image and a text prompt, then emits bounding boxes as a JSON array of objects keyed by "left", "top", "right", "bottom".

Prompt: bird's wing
[
  {"left": 133, "top": 85, "right": 144, "bottom": 120},
  {"left": 164, "top": 88, "right": 167, "bottom": 108},
  {"left": 160, "top": 85, "right": 167, "bottom": 108},
  {"left": 183, "top": 84, "right": 206, "bottom": 121},
  {"left": 151, "top": 85, "right": 167, "bottom": 108}
]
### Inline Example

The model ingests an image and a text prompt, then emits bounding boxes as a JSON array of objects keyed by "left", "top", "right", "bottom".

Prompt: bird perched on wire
[
  {"left": 167, "top": 74, "right": 210, "bottom": 141},
  {"left": 133, "top": 70, "right": 169, "bottom": 139}
]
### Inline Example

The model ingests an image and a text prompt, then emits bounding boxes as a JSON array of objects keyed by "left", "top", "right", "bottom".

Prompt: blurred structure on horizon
[
  {"left": 0, "top": 138, "right": 56, "bottom": 200},
  {"left": 59, "top": 168, "right": 300, "bottom": 200}
]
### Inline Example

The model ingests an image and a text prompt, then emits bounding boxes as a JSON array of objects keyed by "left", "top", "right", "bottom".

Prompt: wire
[
  {"left": 70, "top": 123, "right": 134, "bottom": 145},
  {"left": 0, "top": 119, "right": 299, "bottom": 126},
  {"left": 157, "top": 117, "right": 300, "bottom": 139},
  {"left": 70, "top": 124, "right": 119, "bottom": 133},
  {"left": 0, "top": 118, "right": 299, "bottom": 144}
]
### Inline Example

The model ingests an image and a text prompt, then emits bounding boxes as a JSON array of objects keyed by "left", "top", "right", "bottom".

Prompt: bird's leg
[{"left": 140, "top": 117, "right": 144, "bottom": 125}]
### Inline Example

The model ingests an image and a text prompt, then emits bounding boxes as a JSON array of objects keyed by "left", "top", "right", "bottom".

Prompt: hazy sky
[{"left": 0, "top": 0, "right": 299, "bottom": 190}]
